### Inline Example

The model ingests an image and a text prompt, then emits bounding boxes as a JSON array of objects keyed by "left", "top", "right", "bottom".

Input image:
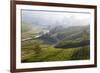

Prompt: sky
[{"left": 21, "top": 9, "right": 91, "bottom": 27}]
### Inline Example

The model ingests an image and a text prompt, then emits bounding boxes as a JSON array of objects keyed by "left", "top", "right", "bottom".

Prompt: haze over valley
[{"left": 21, "top": 10, "right": 90, "bottom": 62}]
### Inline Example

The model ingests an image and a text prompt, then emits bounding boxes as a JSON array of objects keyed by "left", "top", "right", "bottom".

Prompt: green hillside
[{"left": 21, "top": 24, "right": 90, "bottom": 63}]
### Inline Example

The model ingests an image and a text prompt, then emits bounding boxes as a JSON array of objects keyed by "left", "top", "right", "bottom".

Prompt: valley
[
  {"left": 21, "top": 23, "right": 90, "bottom": 62},
  {"left": 21, "top": 10, "right": 90, "bottom": 62}
]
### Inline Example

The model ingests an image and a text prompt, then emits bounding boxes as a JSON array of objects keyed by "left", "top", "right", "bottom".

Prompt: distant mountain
[
  {"left": 54, "top": 25, "right": 90, "bottom": 48},
  {"left": 36, "top": 25, "right": 90, "bottom": 46},
  {"left": 22, "top": 20, "right": 90, "bottom": 48}
]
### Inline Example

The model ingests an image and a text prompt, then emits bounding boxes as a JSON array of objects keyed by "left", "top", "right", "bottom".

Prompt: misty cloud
[{"left": 21, "top": 10, "right": 91, "bottom": 28}]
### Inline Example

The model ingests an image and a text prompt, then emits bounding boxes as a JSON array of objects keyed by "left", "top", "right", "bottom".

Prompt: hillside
[
  {"left": 21, "top": 23, "right": 90, "bottom": 62},
  {"left": 35, "top": 25, "right": 90, "bottom": 47}
]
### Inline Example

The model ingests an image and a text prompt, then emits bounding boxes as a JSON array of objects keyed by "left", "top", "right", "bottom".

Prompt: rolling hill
[{"left": 35, "top": 25, "right": 90, "bottom": 48}]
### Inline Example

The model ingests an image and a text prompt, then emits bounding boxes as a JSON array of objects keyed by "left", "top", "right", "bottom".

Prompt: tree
[
  {"left": 82, "top": 29, "right": 88, "bottom": 42},
  {"left": 33, "top": 42, "right": 41, "bottom": 54},
  {"left": 78, "top": 28, "right": 90, "bottom": 59}
]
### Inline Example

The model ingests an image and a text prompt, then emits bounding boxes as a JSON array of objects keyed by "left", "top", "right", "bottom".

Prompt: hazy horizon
[{"left": 21, "top": 10, "right": 91, "bottom": 27}]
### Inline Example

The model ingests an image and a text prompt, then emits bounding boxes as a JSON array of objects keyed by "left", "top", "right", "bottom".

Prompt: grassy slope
[
  {"left": 21, "top": 24, "right": 90, "bottom": 63},
  {"left": 21, "top": 43, "right": 90, "bottom": 62}
]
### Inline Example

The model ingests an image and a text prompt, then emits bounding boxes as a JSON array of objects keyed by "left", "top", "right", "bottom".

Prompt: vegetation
[
  {"left": 22, "top": 47, "right": 89, "bottom": 62},
  {"left": 21, "top": 23, "right": 90, "bottom": 63},
  {"left": 32, "top": 42, "right": 41, "bottom": 54}
]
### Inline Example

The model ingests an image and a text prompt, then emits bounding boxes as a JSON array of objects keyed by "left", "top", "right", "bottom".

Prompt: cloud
[{"left": 21, "top": 10, "right": 90, "bottom": 27}]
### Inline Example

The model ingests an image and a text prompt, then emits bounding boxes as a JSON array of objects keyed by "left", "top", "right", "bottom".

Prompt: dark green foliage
[
  {"left": 21, "top": 47, "right": 83, "bottom": 62},
  {"left": 54, "top": 40, "right": 90, "bottom": 48},
  {"left": 32, "top": 42, "right": 41, "bottom": 54},
  {"left": 70, "top": 46, "right": 90, "bottom": 60}
]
